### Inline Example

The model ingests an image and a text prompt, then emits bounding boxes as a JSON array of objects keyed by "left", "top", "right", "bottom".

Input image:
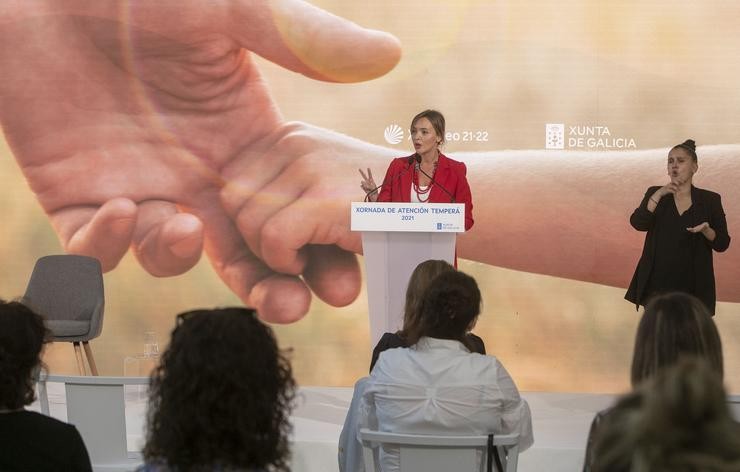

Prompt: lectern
[{"left": 351, "top": 202, "right": 466, "bottom": 345}]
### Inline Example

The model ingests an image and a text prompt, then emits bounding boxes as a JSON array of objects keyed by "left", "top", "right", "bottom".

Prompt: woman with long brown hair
[{"left": 368, "top": 259, "right": 485, "bottom": 372}]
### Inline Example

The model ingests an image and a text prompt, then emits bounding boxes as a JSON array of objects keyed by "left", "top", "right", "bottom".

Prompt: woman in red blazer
[{"left": 359, "top": 109, "right": 474, "bottom": 230}]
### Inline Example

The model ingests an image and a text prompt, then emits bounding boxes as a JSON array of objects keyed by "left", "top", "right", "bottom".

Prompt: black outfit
[
  {"left": 0, "top": 410, "right": 92, "bottom": 471},
  {"left": 581, "top": 407, "right": 614, "bottom": 472},
  {"left": 369, "top": 331, "right": 486, "bottom": 373},
  {"left": 625, "top": 185, "right": 730, "bottom": 315}
]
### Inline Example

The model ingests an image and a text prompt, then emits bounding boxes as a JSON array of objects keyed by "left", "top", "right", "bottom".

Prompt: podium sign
[
  {"left": 351, "top": 202, "right": 465, "bottom": 346},
  {"left": 351, "top": 202, "right": 465, "bottom": 232}
]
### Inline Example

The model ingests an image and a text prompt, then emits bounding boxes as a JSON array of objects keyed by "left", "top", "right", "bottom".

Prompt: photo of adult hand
[{"left": 0, "top": 0, "right": 401, "bottom": 322}]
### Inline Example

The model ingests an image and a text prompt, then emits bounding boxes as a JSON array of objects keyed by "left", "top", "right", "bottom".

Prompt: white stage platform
[{"left": 30, "top": 383, "right": 740, "bottom": 472}]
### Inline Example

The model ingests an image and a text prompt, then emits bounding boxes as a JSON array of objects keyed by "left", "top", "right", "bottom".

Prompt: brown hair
[
  {"left": 405, "top": 270, "right": 481, "bottom": 347},
  {"left": 592, "top": 358, "right": 740, "bottom": 472},
  {"left": 671, "top": 139, "right": 698, "bottom": 162},
  {"left": 398, "top": 260, "right": 455, "bottom": 340},
  {"left": 411, "top": 109, "right": 446, "bottom": 145},
  {"left": 630, "top": 292, "right": 723, "bottom": 387}
]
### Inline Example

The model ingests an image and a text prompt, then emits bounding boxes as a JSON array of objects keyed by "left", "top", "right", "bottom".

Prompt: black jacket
[{"left": 625, "top": 185, "right": 730, "bottom": 314}]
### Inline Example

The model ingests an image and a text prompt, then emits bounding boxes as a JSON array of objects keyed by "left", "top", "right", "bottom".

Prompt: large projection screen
[{"left": 1, "top": 0, "right": 738, "bottom": 393}]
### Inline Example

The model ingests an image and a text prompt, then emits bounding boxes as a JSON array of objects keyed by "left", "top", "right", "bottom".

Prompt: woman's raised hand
[{"left": 359, "top": 168, "right": 379, "bottom": 202}]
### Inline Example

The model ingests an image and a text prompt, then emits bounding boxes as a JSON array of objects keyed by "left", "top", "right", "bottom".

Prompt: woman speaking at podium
[{"left": 359, "top": 109, "right": 474, "bottom": 230}]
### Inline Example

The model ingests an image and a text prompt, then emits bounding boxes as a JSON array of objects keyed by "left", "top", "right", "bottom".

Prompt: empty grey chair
[{"left": 24, "top": 255, "right": 104, "bottom": 375}]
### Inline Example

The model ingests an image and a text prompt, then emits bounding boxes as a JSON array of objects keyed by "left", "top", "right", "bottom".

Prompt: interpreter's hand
[
  {"left": 0, "top": 0, "right": 400, "bottom": 322},
  {"left": 669, "top": 172, "right": 692, "bottom": 186},
  {"left": 687, "top": 222, "right": 710, "bottom": 234},
  {"left": 359, "top": 168, "right": 379, "bottom": 202},
  {"left": 656, "top": 182, "right": 679, "bottom": 199}
]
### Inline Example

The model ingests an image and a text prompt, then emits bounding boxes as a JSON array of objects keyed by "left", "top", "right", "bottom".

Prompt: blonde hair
[{"left": 411, "top": 110, "right": 446, "bottom": 145}]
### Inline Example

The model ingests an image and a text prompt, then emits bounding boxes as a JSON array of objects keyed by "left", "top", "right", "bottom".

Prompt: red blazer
[{"left": 377, "top": 153, "right": 474, "bottom": 230}]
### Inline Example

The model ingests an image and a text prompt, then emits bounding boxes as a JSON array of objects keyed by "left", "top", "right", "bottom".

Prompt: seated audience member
[
  {"left": 342, "top": 261, "right": 486, "bottom": 471},
  {"left": 139, "top": 307, "right": 296, "bottom": 472},
  {"left": 583, "top": 292, "right": 724, "bottom": 471},
  {"left": 361, "top": 270, "right": 533, "bottom": 472},
  {"left": 369, "top": 259, "right": 485, "bottom": 373},
  {"left": 346, "top": 259, "right": 486, "bottom": 472},
  {"left": 591, "top": 358, "right": 740, "bottom": 472},
  {"left": 0, "top": 299, "right": 92, "bottom": 472},
  {"left": 338, "top": 376, "right": 372, "bottom": 472}
]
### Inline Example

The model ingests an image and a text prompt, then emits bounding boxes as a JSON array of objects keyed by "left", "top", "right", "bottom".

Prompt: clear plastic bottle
[
  {"left": 140, "top": 331, "right": 160, "bottom": 375},
  {"left": 123, "top": 331, "right": 160, "bottom": 401},
  {"left": 143, "top": 331, "right": 160, "bottom": 358}
]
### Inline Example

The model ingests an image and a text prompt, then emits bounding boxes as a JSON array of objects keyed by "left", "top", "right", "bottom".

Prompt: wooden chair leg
[
  {"left": 73, "top": 342, "right": 87, "bottom": 375},
  {"left": 82, "top": 341, "right": 99, "bottom": 376}
]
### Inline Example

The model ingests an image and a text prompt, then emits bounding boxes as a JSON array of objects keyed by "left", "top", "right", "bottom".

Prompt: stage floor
[{"left": 31, "top": 383, "right": 740, "bottom": 472}]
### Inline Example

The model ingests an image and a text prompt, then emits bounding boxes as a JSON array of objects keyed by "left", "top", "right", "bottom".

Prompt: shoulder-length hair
[
  {"left": 144, "top": 307, "right": 296, "bottom": 471},
  {"left": 593, "top": 358, "right": 740, "bottom": 472},
  {"left": 405, "top": 270, "right": 481, "bottom": 347},
  {"left": 399, "top": 260, "right": 455, "bottom": 340},
  {"left": 630, "top": 292, "right": 723, "bottom": 387}
]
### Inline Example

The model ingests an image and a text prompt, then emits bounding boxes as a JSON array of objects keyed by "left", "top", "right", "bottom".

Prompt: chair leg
[
  {"left": 73, "top": 342, "right": 87, "bottom": 375},
  {"left": 82, "top": 341, "right": 99, "bottom": 376}
]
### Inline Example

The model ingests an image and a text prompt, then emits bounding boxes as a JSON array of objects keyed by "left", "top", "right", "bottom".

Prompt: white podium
[{"left": 351, "top": 202, "right": 466, "bottom": 346}]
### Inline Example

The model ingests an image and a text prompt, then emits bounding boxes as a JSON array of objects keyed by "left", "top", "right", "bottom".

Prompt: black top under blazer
[{"left": 625, "top": 185, "right": 730, "bottom": 315}]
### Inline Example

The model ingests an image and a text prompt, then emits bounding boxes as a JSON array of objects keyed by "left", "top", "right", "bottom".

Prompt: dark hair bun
[{"left": 681, "top": 139, "right": 696, "bottom": 151}]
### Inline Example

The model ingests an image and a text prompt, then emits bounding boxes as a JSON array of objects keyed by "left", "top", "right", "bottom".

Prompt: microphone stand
[{"left": 364, "top": 154, "right": 417, "bottom": 202}]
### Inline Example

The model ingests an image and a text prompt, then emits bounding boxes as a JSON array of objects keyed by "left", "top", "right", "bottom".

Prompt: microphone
[
  {"left": 415, "top": 160, "right": 456, "bottom": 203},
  {"left": 364, "top": 154, "right": 417, "bottom": 202}
]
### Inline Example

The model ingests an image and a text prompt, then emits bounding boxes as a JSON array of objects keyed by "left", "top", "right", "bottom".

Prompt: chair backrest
[
  {"left": 359, "top": 428, "right": 520, "bottom": 472},
  {"left": 24, "top": 255, "right": 104, "bottom": 341},
  {"left": 729, "top": 395, "right": 740, "bottom": 422},
  {"left": 38, "top": 374, "right": 148, "bottom": 470}
]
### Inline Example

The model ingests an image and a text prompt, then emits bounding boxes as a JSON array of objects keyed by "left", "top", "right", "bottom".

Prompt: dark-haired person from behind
[
  {"left": 139, "top": 307, "right": 296, "bottom": 472},
  {"left": 591, "top": 358, "right": 740, "bottom": 472},
  {"left": 369, "top": 259, "right": 485, "bottom": 372},
  {"left": 361, "top": 271, "right": 532, "bottom": 472},
  {"left": 0, "top": 299, "right": 92, "bottom": 472},
  {"left": 625, "top": 139, "right": 730, "bottom": 315},
  {"left": 583, "top": 291, "right": 725, "bottom": 471},
  {"left": 629, "top": 292, "right": 723, "bottom": 385}
]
